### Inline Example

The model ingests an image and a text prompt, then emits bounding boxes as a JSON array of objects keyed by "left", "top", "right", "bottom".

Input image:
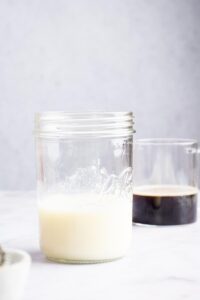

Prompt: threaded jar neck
[{"left": 35, "top": 112, "right": 135, "bottom": 138}]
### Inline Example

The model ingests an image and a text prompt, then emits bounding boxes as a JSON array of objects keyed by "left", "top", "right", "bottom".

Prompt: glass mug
[
  {"left": 35, "top": 112, "right": 134, "bottom": 263},
  {"left": 133, "top": 139, "right": 199, "bottom": 225}
]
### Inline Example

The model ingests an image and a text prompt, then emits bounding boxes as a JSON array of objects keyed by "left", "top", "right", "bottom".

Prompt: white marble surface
[{"left": 0, "top": 191, "right": 200, "bottom": 300}]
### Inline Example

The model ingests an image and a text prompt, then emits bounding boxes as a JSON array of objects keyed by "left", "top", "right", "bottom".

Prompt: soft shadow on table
[{"left": 27, "top": 249, "right": 53, "bottom": 264}]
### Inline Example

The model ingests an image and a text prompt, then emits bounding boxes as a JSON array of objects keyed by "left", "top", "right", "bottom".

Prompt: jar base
[{"left": 46, "top": 255, "right": 124, "bottom": 264}]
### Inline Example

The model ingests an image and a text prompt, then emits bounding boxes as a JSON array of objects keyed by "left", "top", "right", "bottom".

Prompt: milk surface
[{"left": 39, "top": 193, "right": 132, "bottom": 262}]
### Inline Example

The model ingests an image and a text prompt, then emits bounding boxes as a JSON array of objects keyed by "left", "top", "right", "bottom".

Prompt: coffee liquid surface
[{"left": 133, "top": 185, "right": 198, "bottom": 225}]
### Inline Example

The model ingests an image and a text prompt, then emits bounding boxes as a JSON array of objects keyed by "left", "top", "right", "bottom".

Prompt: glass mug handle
[{"left": 186, "top": 147, "right": 200, "bottom": 154}]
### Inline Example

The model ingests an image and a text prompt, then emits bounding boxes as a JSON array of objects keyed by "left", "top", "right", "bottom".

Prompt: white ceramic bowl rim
[{"left": 0, "top": 249, "right": 31, "bottom": 269}]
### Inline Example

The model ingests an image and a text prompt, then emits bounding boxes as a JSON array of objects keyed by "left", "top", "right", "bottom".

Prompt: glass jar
[
  {"left": 133, "top": 138, "right": 199, "bottom": 225},
  {"left": 35, "top": 112, "right": 134, "bottom": 263}
]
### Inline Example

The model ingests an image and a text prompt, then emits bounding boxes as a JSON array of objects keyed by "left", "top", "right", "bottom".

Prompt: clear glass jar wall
[{"left": 35, "top": 112, "right": 134, "bottom": 263}]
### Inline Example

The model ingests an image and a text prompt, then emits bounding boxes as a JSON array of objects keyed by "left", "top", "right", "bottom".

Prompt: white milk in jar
[{"left": 39, "top": 193, "right": 132, "bottom": 263}]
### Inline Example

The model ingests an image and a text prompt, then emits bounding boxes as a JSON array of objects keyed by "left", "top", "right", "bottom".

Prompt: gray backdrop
[{"left": 0, "top": 0, "right": 200, "bottom": 190}]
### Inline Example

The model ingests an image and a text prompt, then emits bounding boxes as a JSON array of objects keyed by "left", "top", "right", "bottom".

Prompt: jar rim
[
  {"left": 34, "top": 111, "right": 135, "bottom": 138},
  {"left": 35, "top": 111, "right": 133, "bottom": 119}
]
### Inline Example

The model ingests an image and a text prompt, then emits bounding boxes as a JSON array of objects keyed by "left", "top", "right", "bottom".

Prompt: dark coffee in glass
[{"left": 133, "top": 185, "right": 198, "bottom": 225}]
